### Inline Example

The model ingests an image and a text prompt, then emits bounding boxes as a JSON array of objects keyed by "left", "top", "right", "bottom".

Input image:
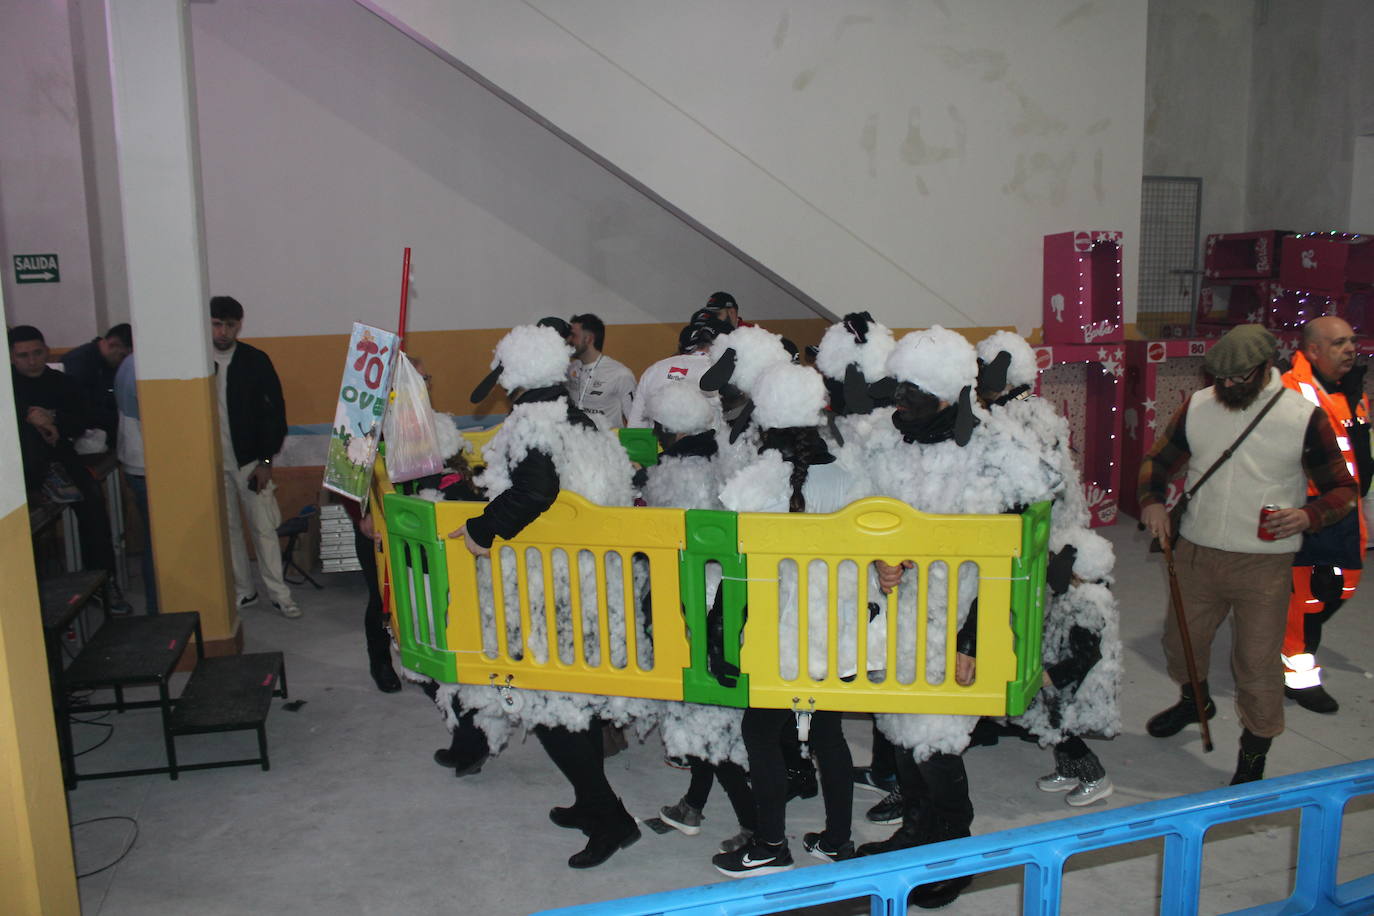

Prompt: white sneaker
[
  {"left": 273, "top": 600, "right": 302, "bottom": 619},
  {"left": 1036, "top": 772, "right": 1078, "bottom": 793},
  {"left": 236, "top": 592, "right": 259, "bottom": 609},
  {"left": 1066, "top": 776, "right": 1114, "bottom": 807}
]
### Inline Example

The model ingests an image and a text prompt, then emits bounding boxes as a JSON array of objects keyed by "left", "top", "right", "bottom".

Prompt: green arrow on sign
[{"left": 14, "top": 254, "right": 60, "bottom": 284}]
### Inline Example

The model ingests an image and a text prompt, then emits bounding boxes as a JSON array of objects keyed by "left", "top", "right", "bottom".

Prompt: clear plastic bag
[{"left": 383, "top": 353, "right": 444, "bottom": 482}]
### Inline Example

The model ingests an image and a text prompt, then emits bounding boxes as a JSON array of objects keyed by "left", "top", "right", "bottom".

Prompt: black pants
[
  {"left": 742, "top": 707, "right": 852, "bottom": 846},
  {"left": 23, "top": 431, "right": 116, "bottom": 575},
  {"left": 896, "top": 750, "right": 973, "bottom": 838},
  {"left": 535, "top": 720, "right": 631, "bottom": 834},
  {"left": 354, "top": 528, "right": 391, "bottom": 665},
  {"left": 684, "top": 758, "right": 756, "bottom": 831},
  {"left": 870, "top": 720, "right": 897, "bottom": 781}
]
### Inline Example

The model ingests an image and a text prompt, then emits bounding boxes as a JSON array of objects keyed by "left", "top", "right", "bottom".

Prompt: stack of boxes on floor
[
  {"left": 1196, "top": 230, "right": 1292, "bottom": 335},
  {"left": 318, "top": 502, "right": 362, "bottom": 573},
  {"left": 1037, "top": 230, "right": 1126, "bottom": 528},
  {"left": 1119, "top": 230, "right": 1374, "bottom": 524}
]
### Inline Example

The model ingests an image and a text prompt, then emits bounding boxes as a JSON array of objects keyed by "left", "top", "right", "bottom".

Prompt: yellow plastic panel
[
  {"left": 737, "top": 497, "right": 1023, "bottom": 715},
  {"left": 460, "top": 424, "right": 501, "bottom": 467},
  {"left": 433, "top": 492, "right": 690, "bottom": 701}
]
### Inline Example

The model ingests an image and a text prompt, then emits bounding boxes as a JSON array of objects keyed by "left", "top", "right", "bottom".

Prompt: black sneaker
[
  {"left": 866, "top": 789, "right": 903, "bottom": 825},
  {"left": 713, "top": 840, "right": 795, "bottom": 878},
  {"left": 852, "top": 765, "right": 898, "bottom": 794},
  {"left": 803, "top": 831, "right": 855, "bottom": 862}
]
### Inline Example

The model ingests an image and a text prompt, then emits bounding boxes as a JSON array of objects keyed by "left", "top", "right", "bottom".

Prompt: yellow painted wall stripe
[
  {"left": 139, "top": 375, "right": 237, "bottom": 642},
  {"left": 0, "top": 505, "right": 80, "bottom": 916}
]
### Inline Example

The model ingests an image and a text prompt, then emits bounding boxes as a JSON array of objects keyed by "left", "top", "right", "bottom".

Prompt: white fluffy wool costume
[
  {"left": 717, "top": 363, "right": 880, "bottom": 684},
  {"left": 815, "top": 313, "right": 897, "bottom": 393},
  {"left": 868, "top": 328, "right": 991, "bottom": 759},
  {"left": 1014, "top": 525, "right": 1122, "bottom": 746},
  {"left": 639, "top": 385, "right": 746, "bottom": 765},
  {"left": 432, "top": 325, "right": 660, "bottom": 751},
  {"left": 976, "top": 330, "right": 1039, "bottom": 392},
  {"left": 704, "top": 325, "right": 794, "bottom": 488}
]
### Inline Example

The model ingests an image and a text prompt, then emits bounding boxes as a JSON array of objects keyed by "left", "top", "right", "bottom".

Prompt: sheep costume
[
  {"left": 638, "top": 383, "right": 749, "bottom": 766},
  {"left": 1014, "top": 526, "right": 1122, "bottom": 745},
  {"left": 717, "top": 362, "right": 879, "bottom": 683},
  {"left": 973, "top": 331, "right": 1121, "bottom": 747},
  {"left": 700, "top": 324, "right": 794, "bottom": 487},
  {"left": 431, "top": 324, "right": 661, "bottom": 753}
]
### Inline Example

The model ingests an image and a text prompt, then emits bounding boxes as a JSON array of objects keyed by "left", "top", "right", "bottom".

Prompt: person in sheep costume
[
  {"left": 857, "top": 325, "right": 1062, "bottom": 909},
  {"left": 636, "top": 383, "right": 757, "bottom": 855},
  {"left": 711, "top": 361, "right": 869, "bottom": 878},
  {"left": 974, "top": 331, "right": 1121, "bottom": 806},
  {"left": 699, "top": 323, "right": 795, "bottom": 486},
  {"left": 812, "top": 312, "right": 905, "bottom": 807},
  {"left": 442, "top": 323, "right": 655, "bottom": 869}
]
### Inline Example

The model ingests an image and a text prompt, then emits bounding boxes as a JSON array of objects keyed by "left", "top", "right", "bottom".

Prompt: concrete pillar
[
  {"left": 0, "top": 288, "right": 80, "bottom": 913},
  {"left": 106, "top": 0, "right": 239, "bottom": 652}
]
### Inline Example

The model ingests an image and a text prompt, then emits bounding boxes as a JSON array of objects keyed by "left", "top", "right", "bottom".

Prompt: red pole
[{"left": 397, "top": 247, "right": 412, "bottom": 350}]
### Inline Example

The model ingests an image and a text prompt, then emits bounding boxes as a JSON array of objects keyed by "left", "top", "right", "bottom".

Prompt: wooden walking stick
[{"left": 1161, "top": 537, "right": 1214, "bottom": 752}]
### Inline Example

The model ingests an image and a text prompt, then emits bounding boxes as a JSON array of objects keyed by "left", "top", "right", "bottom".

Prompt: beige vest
[{"left": 1180, "top": 370, "right": 1314, "bottom": 554}]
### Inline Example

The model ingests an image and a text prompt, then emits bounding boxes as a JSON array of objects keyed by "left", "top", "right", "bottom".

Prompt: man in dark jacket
[
  {"left": 209, "top": 296, "right": 297, "bottom": 618},
  {"left": 10, "top": 325, "right": 123, "bottom": 604},
  {"left": 60, "top": 323, "right": 132, "bottom": 441}
]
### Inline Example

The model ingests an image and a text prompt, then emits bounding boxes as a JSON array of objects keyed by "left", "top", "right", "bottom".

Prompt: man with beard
[
  {"left": 1278, "top": 316, "right": 1370, "bottom": 713},
  {"left": 1139, "top": 324, "right": 1357, "bottom": 784},
  {"left": 564, "top": 313, "right": 636, "bottom": 431}
]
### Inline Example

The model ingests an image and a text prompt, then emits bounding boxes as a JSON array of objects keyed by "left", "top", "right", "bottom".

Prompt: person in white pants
[{"left": 210, "top": 296, "right": 299, "bottom": 618}]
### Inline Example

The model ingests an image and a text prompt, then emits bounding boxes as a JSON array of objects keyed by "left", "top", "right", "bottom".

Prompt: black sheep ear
[
  {"left": 1046, "top": 544, "right": 1078, "bottom": 596},
  {"left": 728, "top": 400, "right": 755, "bottom": 443},
  {"left": 843, "top": 363, "right": 872, "bottom": 414},
  {"left": 699, "top": 348, "right": 736, "bottom": 392},
  {"left": 470, "top": 365, "right": 502, "bottom": 404},
  {"left": 954, "top": 385, "right": 976, "bottom": 446},
  {"left": 826, "top": 411, "right": 845, "bottom": 447},
  {"left": 978, "top": 351, "right": 1011, "bottom": 396},
  {"left": 867, "top": 376, "right": 897, "bottom": 401}
]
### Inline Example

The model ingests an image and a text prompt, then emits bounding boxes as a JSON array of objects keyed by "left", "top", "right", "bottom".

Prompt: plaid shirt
[{"left": 1139, "top": 392, "right": 1358, "bottom": 533}]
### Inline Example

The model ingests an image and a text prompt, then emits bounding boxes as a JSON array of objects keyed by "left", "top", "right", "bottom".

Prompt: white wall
[
  {"left": 1144, "top": 0, "right": 1254, "bottom": 243},
  {"left": 362, "top": 0, "right": 1147, "bottom": 333},
  {"left": 1246, "top": 0, "right": 1369, "bottom": 230},
  {"left": 183, "top": 0, "right": 818, "bottom": 338},
  {"left": 0, "top": 0, "right": 99, "bottom": 346}
]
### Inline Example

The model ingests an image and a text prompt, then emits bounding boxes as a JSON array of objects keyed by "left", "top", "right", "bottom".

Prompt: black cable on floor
[
  {"left": 70, "top": 816, "right": 139, "bottom": 879},
  {"left": 68, "top": 714, "right": 114, "bottom": 757}
]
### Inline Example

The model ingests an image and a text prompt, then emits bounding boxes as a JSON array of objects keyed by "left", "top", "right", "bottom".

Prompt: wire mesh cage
[{"left": 1138, "top": 176, "right": 1202, "bottom": 338}]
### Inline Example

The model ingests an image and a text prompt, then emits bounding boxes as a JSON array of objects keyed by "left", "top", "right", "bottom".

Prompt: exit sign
[{"left": 14, "top": 254, "right": 60, "bottom": 284}]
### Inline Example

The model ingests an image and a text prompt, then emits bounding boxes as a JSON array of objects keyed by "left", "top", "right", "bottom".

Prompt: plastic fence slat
[{"left": 533, "top": 760, "right": 1374, "bottom": 916}]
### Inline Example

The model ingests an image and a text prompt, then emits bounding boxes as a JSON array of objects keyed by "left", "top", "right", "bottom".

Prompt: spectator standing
[
  {"left": 209, "top": 296, "right": 299, "bottom": 618},
  {"left": 565, "top": 313, "right": 636, "bottom": 431},
  {"left": 113, "top": 354, "right": 158, "bottom": 613},
  {"left": 61, "top": 323, "right": 132, "bottom": 441},
  {"left": 10, "top": 325, "right": 126, "bottom": 608},
  {"left": 1277, "top": 316, "right": 1370, "bottom": 713}
]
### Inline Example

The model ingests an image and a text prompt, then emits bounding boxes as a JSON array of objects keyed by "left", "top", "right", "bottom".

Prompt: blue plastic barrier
[{"left": 534, "top": 759, "right": 1374, "bottom": 916}]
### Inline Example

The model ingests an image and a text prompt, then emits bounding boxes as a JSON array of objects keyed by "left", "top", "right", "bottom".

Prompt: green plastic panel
[
  {"left": 382, "top": 492, "right": 458, "bottom": 683},
  {"left": 680, "top": 510, "right": 749, "bottom": 707},
  {"left": 617, "top": 427, "right": 660, "bottom": 468},
  {"left": 1004, "top": 500, "right": 1051, "bottom": 715}
]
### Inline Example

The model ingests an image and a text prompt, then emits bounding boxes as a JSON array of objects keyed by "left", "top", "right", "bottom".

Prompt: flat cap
[{"left": 1204, "top": 324, "right": 1277, "bottom": 378}]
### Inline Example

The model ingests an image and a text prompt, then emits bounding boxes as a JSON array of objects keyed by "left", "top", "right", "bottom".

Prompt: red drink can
[{"left": 1257, "top": 505, "right": 1281, "bottom": 540}]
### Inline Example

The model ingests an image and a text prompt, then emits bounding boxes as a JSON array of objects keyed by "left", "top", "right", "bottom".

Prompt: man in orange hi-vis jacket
[{"left": 1280, "top": 316, "right": 1371, "bottom": 714}]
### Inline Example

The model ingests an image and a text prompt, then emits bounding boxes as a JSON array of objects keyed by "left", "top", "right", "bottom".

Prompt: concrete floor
[{"left": 65, "top": 522, "right": 1374, "bottom": 915}]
